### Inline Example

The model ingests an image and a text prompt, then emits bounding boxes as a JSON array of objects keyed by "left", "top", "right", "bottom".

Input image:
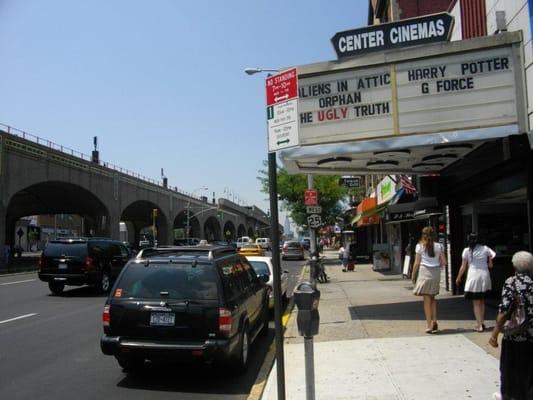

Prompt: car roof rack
[{"left": 137, "top": 245, "right": 236, "bottom": 260}]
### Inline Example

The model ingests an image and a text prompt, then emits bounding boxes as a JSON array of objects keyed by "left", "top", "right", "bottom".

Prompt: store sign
[
  {"left": 386, "top": 210, "right": 415, "bottom": 223},
  {"left": 331, "top": 13, "right": 453, "bottom": 59},
  {"left": 297, "top": 45, "right": 518, "bottom": 146},
  {"left": 377, "top": 176, "right": 395, "bottom": 205},
  {"left": 339, "top": 176, "right": 361, "bottom": 188}
]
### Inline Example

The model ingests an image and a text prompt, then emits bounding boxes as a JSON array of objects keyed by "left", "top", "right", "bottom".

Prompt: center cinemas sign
[{"left": 331, "top": 13, "right": 454, "bottom": 59}]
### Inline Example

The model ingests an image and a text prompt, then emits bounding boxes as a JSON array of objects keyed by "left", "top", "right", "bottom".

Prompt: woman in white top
[
  {"left": 455, "top": 233, "right": 496, "bottom": 332},
  {"left": 411, "top": 226, "right": 446, "bottom": 334}
]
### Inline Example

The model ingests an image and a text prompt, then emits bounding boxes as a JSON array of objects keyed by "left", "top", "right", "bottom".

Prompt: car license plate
[
  {"left": 58, "top": 263, "right": 67, "bottom": 270},
  {"left": 150, "top": 312, "right": 175, "bottom": 327}
]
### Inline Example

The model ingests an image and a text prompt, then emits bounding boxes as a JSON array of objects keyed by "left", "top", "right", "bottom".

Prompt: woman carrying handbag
[{"left": 489, "top": 251, "right": 533, "bottom": 400}]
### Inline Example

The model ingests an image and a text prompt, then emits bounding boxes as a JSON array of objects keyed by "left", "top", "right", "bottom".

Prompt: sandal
[
  {"left": 475, "top": 326, "right": 484, "bottom": 332},
  {"left": 425, "top": 328, "right": 433, "bottom": 334},
  {"left": 432, "top": 322, "right": 439, "bottom": 333}
]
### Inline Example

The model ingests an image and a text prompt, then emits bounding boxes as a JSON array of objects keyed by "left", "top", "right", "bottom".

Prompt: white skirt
[{"left": 464, "top": 267, "right": 491, "bottom": 293}]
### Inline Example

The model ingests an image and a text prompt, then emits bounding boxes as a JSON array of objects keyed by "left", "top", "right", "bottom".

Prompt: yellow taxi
[{"left": 238, "top": 243, "right": 265, "bottom": 257}]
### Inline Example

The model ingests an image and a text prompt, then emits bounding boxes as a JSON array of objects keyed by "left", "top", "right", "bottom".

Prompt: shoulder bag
[{"left": 502, "top": 278, "right": 529, "bottom": 336}]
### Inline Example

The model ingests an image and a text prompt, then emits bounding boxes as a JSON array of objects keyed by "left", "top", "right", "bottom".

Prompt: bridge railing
[{"left": 0, "top": 123, "right": 206, "bottom": 201}]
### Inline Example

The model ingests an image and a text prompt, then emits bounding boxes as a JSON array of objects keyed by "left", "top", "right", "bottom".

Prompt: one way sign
[{"left": 266, "top": 68, "right": 299, "bottom": 152}]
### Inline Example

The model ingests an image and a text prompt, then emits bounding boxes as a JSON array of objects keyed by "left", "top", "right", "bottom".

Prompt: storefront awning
[
  {"left": 384, "top": 197, "right": 441, "bottom": 223},
  {"left": 352, "top": 200, "right": 390, "bottom": 225}
]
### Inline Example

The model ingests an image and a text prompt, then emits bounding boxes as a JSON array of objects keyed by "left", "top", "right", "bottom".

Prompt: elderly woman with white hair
[{"left": 489, "top": 251, "right": 533, "bottom": 400}]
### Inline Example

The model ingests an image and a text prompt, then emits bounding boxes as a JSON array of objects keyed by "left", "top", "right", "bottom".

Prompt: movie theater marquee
[{"left": 297, "top": 42, "right": 520, "bottom": 146}]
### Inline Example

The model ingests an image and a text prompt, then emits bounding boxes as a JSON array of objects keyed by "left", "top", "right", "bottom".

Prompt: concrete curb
[{"left": 247, "top": 263, "right": 308, "bottom": 400}]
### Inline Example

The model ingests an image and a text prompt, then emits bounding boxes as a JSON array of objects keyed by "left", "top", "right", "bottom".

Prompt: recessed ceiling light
[
  {"left": 412, "top": 162, "right": 444, "bottom": 172},
  {"left": 422, "top": 153, "right": 458, "bottom": 163},
  {"left": 317, "top": 156, "right": 352, "bottom": 166},
  {"left": 366, "top": 160, "right": 399, "bottom": 170},
  {"left": 373, "top": 149, "right": 411, "bottom": 158},
  {"left": 433, "top": 144, "right": 473, "bottom": 154}
]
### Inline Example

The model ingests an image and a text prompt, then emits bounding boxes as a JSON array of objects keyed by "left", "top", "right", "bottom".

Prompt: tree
[{"left": 257, "top": 160, "right": 350, "bottom": 228}]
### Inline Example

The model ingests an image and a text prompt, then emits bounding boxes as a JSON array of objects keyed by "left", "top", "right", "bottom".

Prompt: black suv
[
  {"left": 38, "top": 238, "right": 132, "bottom": 295},
  {"left": 100, "top": 245, "right": 269, "bottom": 372}
]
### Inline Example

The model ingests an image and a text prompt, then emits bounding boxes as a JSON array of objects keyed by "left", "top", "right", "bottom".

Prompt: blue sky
[{"left": 0, "top": 0, "right": 367, "bottom": 215}]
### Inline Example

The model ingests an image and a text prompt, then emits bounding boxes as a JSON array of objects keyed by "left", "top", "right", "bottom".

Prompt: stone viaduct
[{"left": 0, "top": 127, "right": 273, "bottom": 269}]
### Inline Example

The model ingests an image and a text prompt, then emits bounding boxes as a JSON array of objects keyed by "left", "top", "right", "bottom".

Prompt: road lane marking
[
  {"left": 0, "top": 313, "right": 38, "bottom": 325},
  {"left": 0, "top": 279, "right": 37, "bottom": 286}
]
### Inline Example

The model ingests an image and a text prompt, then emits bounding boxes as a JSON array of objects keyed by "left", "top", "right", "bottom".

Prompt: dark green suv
[{"left": 100, "top": 245, "right": 269, "bottom": 372}]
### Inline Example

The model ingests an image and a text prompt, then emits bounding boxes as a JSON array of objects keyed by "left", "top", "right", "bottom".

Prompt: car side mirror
[{"left": 260, "top": 274, "right": 269, "bottom": 283}]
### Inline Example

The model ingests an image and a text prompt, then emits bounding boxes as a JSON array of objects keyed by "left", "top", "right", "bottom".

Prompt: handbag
[{"left": 502, "top": 279, "right": 529, "bottom": 336}]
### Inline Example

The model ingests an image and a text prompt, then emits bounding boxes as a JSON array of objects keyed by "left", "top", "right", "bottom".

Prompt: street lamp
[
  {"left": 186, "top": 187, "right": 208, "bottom": 241},
  {"left": 244, "top": 67, "right": 280, "bottom": 76},
  {"left": 245, "top": 67, "right": 286, "bottom": 400}
]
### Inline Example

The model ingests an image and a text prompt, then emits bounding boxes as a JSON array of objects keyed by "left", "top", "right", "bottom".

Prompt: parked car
[
  {"left": 100, "top": 245, "right": 269, "bottom": 372},
  {"left": 38, "top": 238, "right": 132, "bottom": 295},
  {"left": 236, "top": 236, "right": 253, "bottom": 249},
  {"left": 255, "top": 237, "right": 272, "bottom": 251},
  {"left": 246, "top": 256, "right": 289, "bottom": 309},
  {"left": 300, "top": 237, "right": 311, "bottom": 250},
  {"left": 238, "top": 244, "right": 265, "bottom": 257},
  {"left": 281, "top": 240, "right": 305, "bottom": 260}
]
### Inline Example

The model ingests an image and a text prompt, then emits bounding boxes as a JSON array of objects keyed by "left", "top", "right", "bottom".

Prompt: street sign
[
  {"left": 339, "top": 177, "right": 361, "bottom": 188},
  {"left": 267, "top": 68, "right": 299, "bottom": 152},
  {"left": 306, "top": 206, "right": 322, "bottom": 214},
  {"left": 304, "top": 189, "right": 318, "bottom": 206},
  {"left": 266, "top": 68, "right": 298, "bottom": 106},
  {"left": 307, "top": 214, "right": 322, "bottom": 229}
]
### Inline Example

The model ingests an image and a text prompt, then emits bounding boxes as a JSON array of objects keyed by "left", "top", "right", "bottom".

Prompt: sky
[{"left": 0, "top": 0, "right": 368, "bottom": 218}]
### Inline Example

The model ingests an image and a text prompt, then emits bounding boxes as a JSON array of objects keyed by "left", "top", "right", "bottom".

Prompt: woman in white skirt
[
  {"left": 455, "top": 233, "right": 496, "bottom": 332},
  {"left": 411, "top": 226, "right": 446, "bottom": 334}
]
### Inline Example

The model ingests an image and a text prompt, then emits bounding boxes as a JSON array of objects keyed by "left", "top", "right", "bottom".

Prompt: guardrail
[{"left": 0, "top": 123, "right": 207, "bottom": 201}]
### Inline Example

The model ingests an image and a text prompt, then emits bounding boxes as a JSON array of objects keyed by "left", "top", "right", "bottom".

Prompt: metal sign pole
[
  {"left": 269, "top": 151, "right": 285, "bottom": 400},
  {"left": 307, "top": 174, "right": 317, "bottom": 283}
]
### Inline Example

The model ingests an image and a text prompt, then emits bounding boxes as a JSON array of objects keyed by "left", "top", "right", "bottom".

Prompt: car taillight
[
  {"left": 38, "top": 256, "right": 43, "bottom": 272},
  {"left": 102, "top": 304, "right": 111, "bottom": 327},
  {"left": 84, "top": 256, "right": 94, "bottom": 272},
  {"left": 219, "top": 307, "right": 232, "bottom": 336}
]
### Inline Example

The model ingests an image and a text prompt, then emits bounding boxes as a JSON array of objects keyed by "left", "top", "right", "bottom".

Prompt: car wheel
[
  {"left": 48, "top": 281, "right": 64, "bottom": 295},
  {"left": 233, "top": 325, "right": 249, "bottom": 372},
  {"left": 98, "top": 269, "right": 112, "bottom": 293},
  {"left": 115, "top": 355, "right": 144, "bottom": 372}
]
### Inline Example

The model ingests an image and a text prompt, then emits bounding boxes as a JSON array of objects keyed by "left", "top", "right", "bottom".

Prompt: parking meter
[{"left": 294, "top": 281, "right": 320, "bottom": 337}]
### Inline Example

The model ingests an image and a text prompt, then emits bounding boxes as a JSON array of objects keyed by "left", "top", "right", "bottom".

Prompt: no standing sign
[{"left": 266, "top": 68, "right": 299, "bottom": 152}]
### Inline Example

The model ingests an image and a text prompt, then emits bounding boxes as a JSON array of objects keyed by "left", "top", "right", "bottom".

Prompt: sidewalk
[{"left": 261, "top": 249, "right": 501, "bottom": 399}]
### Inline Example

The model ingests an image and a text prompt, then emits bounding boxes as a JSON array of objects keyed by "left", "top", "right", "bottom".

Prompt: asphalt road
[{"left": 0, "top": 255, "right": 306, "bottom": 400}]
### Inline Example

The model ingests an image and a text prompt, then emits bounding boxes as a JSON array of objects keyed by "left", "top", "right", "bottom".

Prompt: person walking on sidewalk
[
  {"left": 455, "top": 233, "right": 496, "bottom": 332},
  {"left": 489, "top": 251, "right": 533, "bottom": 400},
  {"left": 411, "top": 226, "right": 446, "bottom": 334}
]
